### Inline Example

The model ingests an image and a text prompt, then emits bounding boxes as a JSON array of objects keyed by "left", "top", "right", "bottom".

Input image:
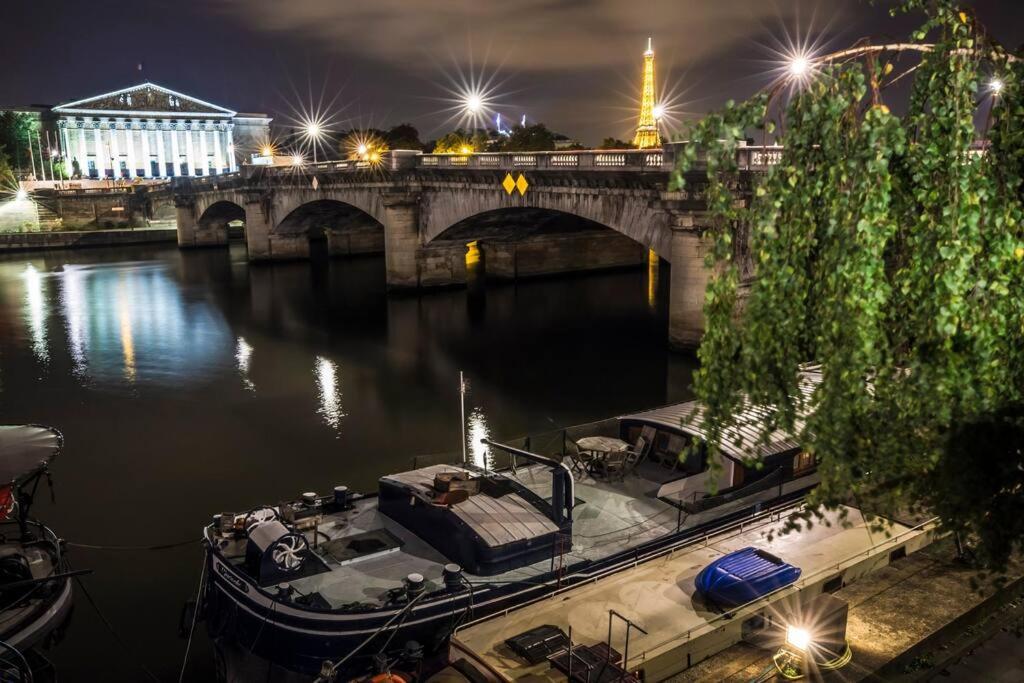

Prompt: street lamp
[
  {"left": 989, "top": 77, "right": 1004, "bottom": 96},
  {"left": 301, "top": 119, "right": 326, "bottom": 163},
  {"left": 788, "top": 53, "right": 811, "bottom": 80},
  {"left": 15, "top": 189, "right": 28, "bottom": 201},
  {"left": 652, "top": 104, "right": 666, "bottom": 121},
  {"left": 464, "top": 93, "right": 483, "bottom": 115}
]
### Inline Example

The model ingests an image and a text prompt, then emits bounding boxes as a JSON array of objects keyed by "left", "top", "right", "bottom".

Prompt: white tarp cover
[{"left": 0, "top": 426, "right": 62, "bottom": 486}]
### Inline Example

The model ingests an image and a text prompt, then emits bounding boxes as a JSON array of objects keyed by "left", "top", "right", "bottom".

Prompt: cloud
[{"left": 211, "top": 0, "right": 816, "bottom": 72}]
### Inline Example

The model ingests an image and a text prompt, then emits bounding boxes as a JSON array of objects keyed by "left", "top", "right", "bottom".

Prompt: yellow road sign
[{"left": 502, "top": 173, "right": 516, "bottom": 195}]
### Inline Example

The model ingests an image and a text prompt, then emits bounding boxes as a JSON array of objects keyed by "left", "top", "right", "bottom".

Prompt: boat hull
[{"left": 204, "top": 486, "right": 812, "bottom": 678}]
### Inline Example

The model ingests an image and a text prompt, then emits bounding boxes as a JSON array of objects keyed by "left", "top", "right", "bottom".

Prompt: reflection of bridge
[{"left": 172, "top": 145, "right": 779, "bottom": 349}]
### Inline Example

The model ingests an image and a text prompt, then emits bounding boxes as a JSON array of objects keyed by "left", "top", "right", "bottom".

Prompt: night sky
[{"left": 2, "top": 0, "right": 1023, "bottom": 145}]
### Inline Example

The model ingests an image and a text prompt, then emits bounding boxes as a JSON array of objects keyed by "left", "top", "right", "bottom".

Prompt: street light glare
[
  {"left": 652, "top": 104, "right": 666, "bottom": 120},
  {"left": 786, "top": 625, "right": 812, "bottom": 652},
  {"left": 465, "top": 93, "right": 484, "bottom": 114},
  {"left": 357, "top": 143, "right": 368, "bottom": 156},
  {"left": 990, "top": 77, "right": 1004, "bottom": 95},
  {"left": 291, "top": 154, "right": 305, "bottom": 167},
  {"left": 15, "top": 189, "right": 28, "bottom": 201},
  {"left": 789, "top": 54, "right": 811, "bottom": 79}
]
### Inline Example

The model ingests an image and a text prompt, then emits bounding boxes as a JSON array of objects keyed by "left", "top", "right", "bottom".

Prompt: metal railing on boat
[{"left": 620, "top": 513, "right": 939, "bottom": 671}]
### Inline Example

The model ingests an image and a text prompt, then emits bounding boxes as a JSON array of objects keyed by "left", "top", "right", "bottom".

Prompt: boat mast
[{"left": 459, "top": 371, "right": 467, "bottom": 465}]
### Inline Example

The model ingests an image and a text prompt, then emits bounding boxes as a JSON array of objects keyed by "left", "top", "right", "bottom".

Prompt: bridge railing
[{"left": 417, "top": 150, "right": 667, "bottom": 172}]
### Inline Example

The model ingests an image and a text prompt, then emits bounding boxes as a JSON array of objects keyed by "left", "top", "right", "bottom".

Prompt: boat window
[{"left": 793, "top": 451, "right": 815, "bottom": 475}]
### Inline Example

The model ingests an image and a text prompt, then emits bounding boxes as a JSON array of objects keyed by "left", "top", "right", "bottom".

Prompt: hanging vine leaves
[{"left": 674, "top": 0, "right": 1024, "bottom": 569}]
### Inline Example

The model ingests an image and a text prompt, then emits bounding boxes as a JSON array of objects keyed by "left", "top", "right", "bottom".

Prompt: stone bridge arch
[
  {"left": 176, "top": 189, "right": 248, "bottom": 248},
  {"left": 425, "top": 206, "right": 651, "bottom": 283},
  {"left": 244, "top": 186, "right": 387, "bottom": 261},
  {"left": 419, "top": 180, "right": 672, "bottom": 261},
  {"left": 269, "top": 197, "right": 386, "bottom": 259}
]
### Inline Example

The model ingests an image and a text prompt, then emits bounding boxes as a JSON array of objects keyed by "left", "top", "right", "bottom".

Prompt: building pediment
[{"left": 53, "top": 83, "right": 235, "bottom": 118}]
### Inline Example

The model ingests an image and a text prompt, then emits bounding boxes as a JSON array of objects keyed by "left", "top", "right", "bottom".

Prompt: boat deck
[
  {"left": 217, "top": 463, "right": 683, "bottom": 608},
  {"left": 451, "top": 506, "right": 936, "bottom": 682}
]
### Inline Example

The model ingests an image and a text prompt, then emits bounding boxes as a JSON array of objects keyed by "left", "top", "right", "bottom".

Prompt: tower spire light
[{"left": 633, "top": 38, "right": 660, "bottom": 149}]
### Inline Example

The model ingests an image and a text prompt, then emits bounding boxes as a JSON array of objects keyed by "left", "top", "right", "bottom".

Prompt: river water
[{"left": 0, "top": 242, "right": 695, "bottom": 680}]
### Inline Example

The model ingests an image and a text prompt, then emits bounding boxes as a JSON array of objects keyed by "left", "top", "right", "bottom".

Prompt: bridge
[{"left": 172, "top": 144, "right": 781, "bottom": 349}]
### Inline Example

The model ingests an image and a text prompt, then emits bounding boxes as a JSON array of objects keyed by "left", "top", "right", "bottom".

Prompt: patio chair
[
  {"left": 591, "top": 436, "right": 647, "bottom": 482},
  {"left": 563, "top": 438, "right": 594, "bottom": 475}
]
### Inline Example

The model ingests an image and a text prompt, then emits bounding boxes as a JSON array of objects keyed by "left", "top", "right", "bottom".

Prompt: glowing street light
[
  {"left": 989, "top": 77, "right": 1005, "bottom": 95},
  {"left": 786, "top": 625, "right": 812, "bottom": 652},
  {"left": 459, "top": 145, "right": 472, "bottom": 155},
  {"left": 465, "top": 93, "right": 484, "bottom": 115},
  {"left": 291, "top": 154, "right": 305, "bottom": 167},
  {"left": 788, "top": 53, "right": 811, "bottom": 80},
  {"left": 357, "top": 143, "right": 368, "bottom": 157},
  {"left": 652, "top": 104, "right": 666, "bottom": 121},
  {"left": 261, "top": 145, "right": 274, "bottom": 158},
  {"left": 15, "top": 189, "right": 28, "bottom": 201},
  {"left": 300, "top": 117, "right": 328, "bottom": 163}
]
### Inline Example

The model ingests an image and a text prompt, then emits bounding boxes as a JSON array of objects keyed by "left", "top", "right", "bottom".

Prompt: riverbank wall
[{"left": 0, "top": 228, "right": 179, "bottom": 252}]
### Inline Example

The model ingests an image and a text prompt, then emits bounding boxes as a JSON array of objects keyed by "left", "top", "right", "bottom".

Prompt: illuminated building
[
  {"left": 45, "top": 83, "right": 270, "bottom": 179},
  {"left": 632, "top": 38, "right": 661, "bottom": 149}
]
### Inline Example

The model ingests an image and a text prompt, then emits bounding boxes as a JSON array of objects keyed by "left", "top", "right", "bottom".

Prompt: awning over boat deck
[
  {"left": 618, "top": 368, "right": 821, "bottom": 462},
  {"left": 0, "top": 425, "right": 63, "bottom": 487},
  {"left": 380, "top": 464, "right": 559, "bottom": 548}
]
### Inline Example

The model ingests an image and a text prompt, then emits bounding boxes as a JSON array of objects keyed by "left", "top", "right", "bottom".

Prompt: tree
[
  {"left": 496, "top": 123, "right": 557, "bottom": 152},
  {"left": 598, "top": 137, "right": 634, "bottom": 149},
  {"left": 675, "top": 1, "right": 1024, "bottom": 570},
  {"left": 432, "top": 130, "right": 472, "bottom": 154},
  {"left": 0, "top": 112, "right": 36, "bottom": 173},
  {"left": 384, "top": 124, "right": 423, "bottom": 151},
  {"left": 0, "top": 147, "right": 14, "bottom": 190}
]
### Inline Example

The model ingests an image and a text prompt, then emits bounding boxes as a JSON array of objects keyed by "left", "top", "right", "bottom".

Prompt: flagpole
[{"left": 460, "top": 371, "right": 467, "bottom": 465}]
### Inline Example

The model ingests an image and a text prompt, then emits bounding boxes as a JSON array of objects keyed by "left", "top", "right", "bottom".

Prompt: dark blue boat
[{"left": 695, "top": 546, "right": 801, "bottom": 606}]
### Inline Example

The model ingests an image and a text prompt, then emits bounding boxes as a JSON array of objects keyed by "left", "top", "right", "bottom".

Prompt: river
[{"left": 0, "top": 242, "right": 695, "bottom": 680}]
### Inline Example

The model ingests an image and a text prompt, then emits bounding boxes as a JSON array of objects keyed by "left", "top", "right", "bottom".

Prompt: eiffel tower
[{"left": 632, "top": 37, "right": 661, "bottom": 149}]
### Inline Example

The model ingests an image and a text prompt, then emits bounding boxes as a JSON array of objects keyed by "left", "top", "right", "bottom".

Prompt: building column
[
  {"left": 93, "top": 126, "right": 106, "bottom": 178},
  {"left": 77, "top": 127, "right": 88, "bottom": 175},
  {"left": 212, "top": 129, "right": 224, "bottom": 175},
  {"left": 382, "top": 191, "right": 423, "bottom": 289},
  {"left": 668, "top": 213, "right": 712, "bottom": 351},
  {"left": 170, "top": 127, "right": 181, "bottom": 177},
  {"left": 199, "top": 128, "right": 210, "bottom": 175},
  {"left": 109, "top": 123, "right": 120, "bottom": 177},
  {"left": 124, "top": 126, "right": 136, "bottom": 178},
  {"left": 184, "top": 128, "right": 196, "bottom": 177},
  {"left": 140, "top": 124, "right": 151, "bottom": 178},
  {"left": 155, "top": 127, "right": 167, "bottom": 178},
  {"left": 226, "top": 127, "right": 237, "bottom": 172}
]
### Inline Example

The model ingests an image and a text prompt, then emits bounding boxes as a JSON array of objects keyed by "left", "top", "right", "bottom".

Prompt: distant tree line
[{"left": 332, "top": 122, "right": 644, "bottom": 156}]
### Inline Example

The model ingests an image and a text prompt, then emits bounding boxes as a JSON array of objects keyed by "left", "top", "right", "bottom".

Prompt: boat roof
[
  {"left": 380, "top": 464, "right": 558, "bottom": 548},
  {"left": 0, "top": 426, "right": 63, "bottom": 487},
  {"left": 619, "top": 367, "right": 821, "bottom": 462}
]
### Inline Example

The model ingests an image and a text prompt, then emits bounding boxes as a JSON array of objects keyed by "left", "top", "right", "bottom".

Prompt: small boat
[
  {"left": 695, "top": 546, "right": 802, "bottom": 607},
  {"left": 0, "top": 425, "right": 74, "bottom": 673},
  {"left": 201, "top": 370, "right": 821, "bottom": 680}
]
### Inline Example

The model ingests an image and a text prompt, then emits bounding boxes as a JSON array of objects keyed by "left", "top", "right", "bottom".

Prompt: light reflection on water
[
  {"left": 315, "top": 355, "right": 346, "bottom": 432},
  {"left": 22, "top": 262, "right": 234, "bottom": 388},
  {"left": 467, "top": 406, "right": 492, "bottom": 470},
  {"left": 235, "top": 336, "right": 255, "bottom": 391},
  {"left": 23, "top": 264, "right": 48, "bottom": 363}
]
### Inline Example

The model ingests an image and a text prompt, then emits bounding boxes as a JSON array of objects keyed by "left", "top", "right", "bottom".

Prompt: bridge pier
[
  {"left": 175, "top": 200, "right": 198, "bottom": 248},
  {"left": 241, "top": 191, "right": 312, "bottom": 260},
  {"left": 382, "top": 191, "right": 422, "bottom": 289},
  {"left": 667, "top": 214, "right": 712, "bottom": 351}
]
